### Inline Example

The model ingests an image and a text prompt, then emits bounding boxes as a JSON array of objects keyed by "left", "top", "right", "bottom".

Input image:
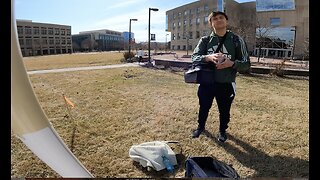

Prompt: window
[
  {"left": 189, "top": 31, "right": 193, "bottom": 39},
  {"left": 196, "top": 7, "right": 200, "bottom": 14},
  {"left": 17, "top": 26, "right": 23, "bottom": 34},
  {"left": 42, "top": 38, "right": 48, "bottom": 45},
  {"left": 196, "top": 18, "right": 200, "bottom": 25},
  {"left": 33, "top": 27, "right": 40, "bottom": 35},
  {"left": 19, "top": 39, "right": 24, "bottom": 45},
  {"left": 270, "top": 18, "right": 280, "bottom": 26},
  {"left": 49, "top": 37, "right": 54, "bottom": 45},
  {"left": 204, "top": 5, "right": 209, "bottom": 11},
  {"left": 55, "top": 28, "right": 60, "bottom": 35},
  {"left": 204, "top": 16, "right": 208, "bottom": 24},
  {"left": 217, "top": 0, "right": 225, "bottom": 12},
  {"left": 41, "top": 27, "right": 47, "bottom": 35},
  {"left": 196, "top": 31, "right": 200, "bottom": 38},
  {"left": 26, "top": 38, "right": 32, "bottom": 45},
  {"left": 48, "top": 28, "right": 53, "bottom": 35},
  {"left": 257, "top": 0, "right": 295, "bottom": 12},
  {"left": 25, "top": 27, "right": 32, "bottom": 34}
]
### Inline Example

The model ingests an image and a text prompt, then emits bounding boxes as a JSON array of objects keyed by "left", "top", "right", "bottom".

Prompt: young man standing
[
  {"left": 191, "top": 11, "right": 250, "bottom": 142},
  {"left": 137, "top": 48, "right": 144, "bottom": 64}
]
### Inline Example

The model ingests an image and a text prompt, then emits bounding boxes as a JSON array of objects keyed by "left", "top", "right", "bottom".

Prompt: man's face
[{"left": 211, "top": 14, "right": 228, "bottom": 30}]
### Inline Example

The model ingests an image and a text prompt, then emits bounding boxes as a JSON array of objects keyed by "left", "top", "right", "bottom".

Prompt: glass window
[
  {"left": 204, "top": 16, "right": 208, "bottom": 24},
  {"left": 217, "top": 0, "right": 225, "bottom": 12},
  {"left": 17, "top": 26, "right": 23, "bottom": 34},
  {"left": 33, "top": 27, "right": 40, "bottom": 35},
  {"left": 25, "top": 27, "right": 32, "bottom": 34},
  {"left": 204, "top": 5, "right": 209, "bottom": 11},
  {"left": 256, "top": 27, "right": 294, "bottom": 48},
  {"left": 257, "top": 0, "right": 295, "bottom": 12},
  {"left": 196, "top": 18, "right": 200, "bottom": 24},
  {"left": 270, "top": 18, "right": 280, "bottom": 26}
]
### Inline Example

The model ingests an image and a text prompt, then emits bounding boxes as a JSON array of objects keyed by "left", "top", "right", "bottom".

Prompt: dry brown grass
[
  {"left": 23, "top": 51, "right": 125, "bottom": 71},
  {"left": 11, "top": 53, "right": 309, "bottom": 178}
]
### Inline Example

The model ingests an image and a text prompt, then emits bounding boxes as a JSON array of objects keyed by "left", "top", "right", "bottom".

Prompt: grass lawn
[{"left": 11, "top": 52, "right": 309, "bottom": 178}]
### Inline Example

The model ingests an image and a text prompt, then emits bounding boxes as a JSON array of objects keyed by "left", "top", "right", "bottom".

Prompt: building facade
[
  {"left": 72, "top": 29, "right": 124, "bottom": 52},
  {"left": 16, "top": 19, "right": 72, "bottom": 57},
  {"left": 166, "top": 0, "right": 309, "bottom": 59},
  {"left": 255, "top": 0, "right": 309, "bottom": 59},
  {"left": 166, "top": 0, "right": 256, "bottom": 54}
]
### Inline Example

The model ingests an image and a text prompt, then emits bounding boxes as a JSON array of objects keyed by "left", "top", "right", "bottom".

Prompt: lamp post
[
  {"left": 165, "top": 33, "right": 169, "bottom": 53},
  {"left": 290, "top": 26, "right": 296, "bottom": 60},
  {"left": 148, "top": 8, "right": 159, "bottom": 64},
  {"left": 129, "top": 18, "right": 138, "bottom": 62}
]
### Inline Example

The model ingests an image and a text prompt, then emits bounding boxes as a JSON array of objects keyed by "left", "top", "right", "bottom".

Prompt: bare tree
[
  {"left": 255, "top": 18, "right": 275, "bottom": 62},
  {"left": 81, "top": 38, "right": 96, "bottom": 52}
]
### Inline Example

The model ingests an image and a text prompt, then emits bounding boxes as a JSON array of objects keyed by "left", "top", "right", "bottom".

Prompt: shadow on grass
[{"left": 204, "top": 131, "right": 309, "bottom": 178}]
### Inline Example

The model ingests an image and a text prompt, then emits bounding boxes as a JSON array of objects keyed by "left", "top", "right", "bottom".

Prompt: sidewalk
[{"left": 27, "top": 63, "right": 140, "bottom": 75}]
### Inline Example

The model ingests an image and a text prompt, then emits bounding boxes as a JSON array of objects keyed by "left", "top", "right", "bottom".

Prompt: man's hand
[
  {"left": 204, "top": 53, "right": 225, "bottom": 63},
  {"left": 216, "top": 57, "right": 234, "bottom": 69}
]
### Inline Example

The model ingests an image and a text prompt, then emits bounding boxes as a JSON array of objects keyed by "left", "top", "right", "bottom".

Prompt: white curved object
[{"left": 11, "top": 0, "right": 93, "bottom": 177}]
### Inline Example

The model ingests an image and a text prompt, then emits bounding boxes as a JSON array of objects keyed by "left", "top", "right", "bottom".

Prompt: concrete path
[{"left": 27, "top": 63, "right": 142, "bottom": 75}]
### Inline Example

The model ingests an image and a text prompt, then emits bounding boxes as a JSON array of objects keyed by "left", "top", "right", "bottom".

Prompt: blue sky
[{"left": 14, "top": 0, "right": 255, "bottom": 42}]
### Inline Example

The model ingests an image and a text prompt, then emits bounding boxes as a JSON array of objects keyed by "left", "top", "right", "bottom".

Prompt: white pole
[{"left": 11, "top": 0, "right": 93, "bottom": 177}]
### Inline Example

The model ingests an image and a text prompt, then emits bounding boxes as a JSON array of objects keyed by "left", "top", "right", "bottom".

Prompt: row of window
[
  {"left": 171, "top": 4, "right": 209, "bottom": 20},
  {"left": 17, "top": 26, "right": 71, "bottom": 36},
  {"left": 19, "top": 38, "right": 72, "bottom": 46},
  {"left": 172, "top": 16, "right": 209, "bottom": 29},
  {"left": 171, "top": 45, "right": 193, "bottom": 51},
  {"left": 171, "top": 30, "right": 209, "bottom": 40}
]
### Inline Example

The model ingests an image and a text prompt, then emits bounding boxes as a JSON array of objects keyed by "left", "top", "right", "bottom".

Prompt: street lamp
[
  {"left": 290, "top": 26, "right": 296, "bottom": 60},
  {"left": 129, "top": 18, "right": 138, "bottom": 62},
  {"left": 165, "top": 33, "right": 169, "bottom": 53},
  {"left": 148, "top": 8, "right": 159, "bottom": 64}
]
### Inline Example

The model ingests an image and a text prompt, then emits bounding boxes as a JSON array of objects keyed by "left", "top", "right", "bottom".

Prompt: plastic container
[{"left": 162, "top": 155, "right": 174, "bottom": 173}]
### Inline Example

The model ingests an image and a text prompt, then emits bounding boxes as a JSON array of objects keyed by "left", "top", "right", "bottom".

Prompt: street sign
[{"left": 151, "top": 34, "right": 156, "bottom": 41}]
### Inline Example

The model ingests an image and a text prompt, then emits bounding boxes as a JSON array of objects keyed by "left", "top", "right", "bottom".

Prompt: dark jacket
[{"left": 191, "top": 30, "right": 250, "bottom": 83}]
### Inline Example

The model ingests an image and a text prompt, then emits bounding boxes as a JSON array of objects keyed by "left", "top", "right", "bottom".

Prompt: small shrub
[{"left": 123, "top": 52, "right": 135, "bottom": 62}]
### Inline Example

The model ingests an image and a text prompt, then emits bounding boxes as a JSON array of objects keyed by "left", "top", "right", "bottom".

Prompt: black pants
[
  {"left": 138, "top": 56, "right": 142, "bottom": 63},
  {"left": 197, "top": 82, "right": 235, "bottom": 133}
]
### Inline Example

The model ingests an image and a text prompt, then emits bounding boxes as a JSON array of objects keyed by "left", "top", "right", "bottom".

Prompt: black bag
[
  {"left": 185, "top": 156, "right": 240, "bottom": 178},
  {"left": 184, "top": 33, "right": 227, "bottom": 84},
  {"left": 184, "top": 64, "right": 215, "bottom": 84}
]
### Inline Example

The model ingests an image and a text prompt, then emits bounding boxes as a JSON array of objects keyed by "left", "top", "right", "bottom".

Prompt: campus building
[
  {"left": 72, "top": 29, "right": 124, "bottom": 52},
  {"left": 166, "top": 0, "right": 309, "bottom": 59},
  {"left": 16, "top": 19, "right": 72, "bottom": 57},
  {"left": 166, "top": 0, "right": 256, "bottom": 54}
]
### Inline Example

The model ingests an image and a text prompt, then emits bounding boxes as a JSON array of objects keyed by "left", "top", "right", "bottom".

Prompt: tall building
[
  {"left": 72, "top": 29, "right": 124, "bottom": 52},
  {"left": 166, "top": 0, "right": 256, "bottom": 54},
  {"left": 166, "top": 0, "right": 309, "bottom": 59},
  {"left": 16, "top": 19, "right": 72, "bottom": 57}
]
